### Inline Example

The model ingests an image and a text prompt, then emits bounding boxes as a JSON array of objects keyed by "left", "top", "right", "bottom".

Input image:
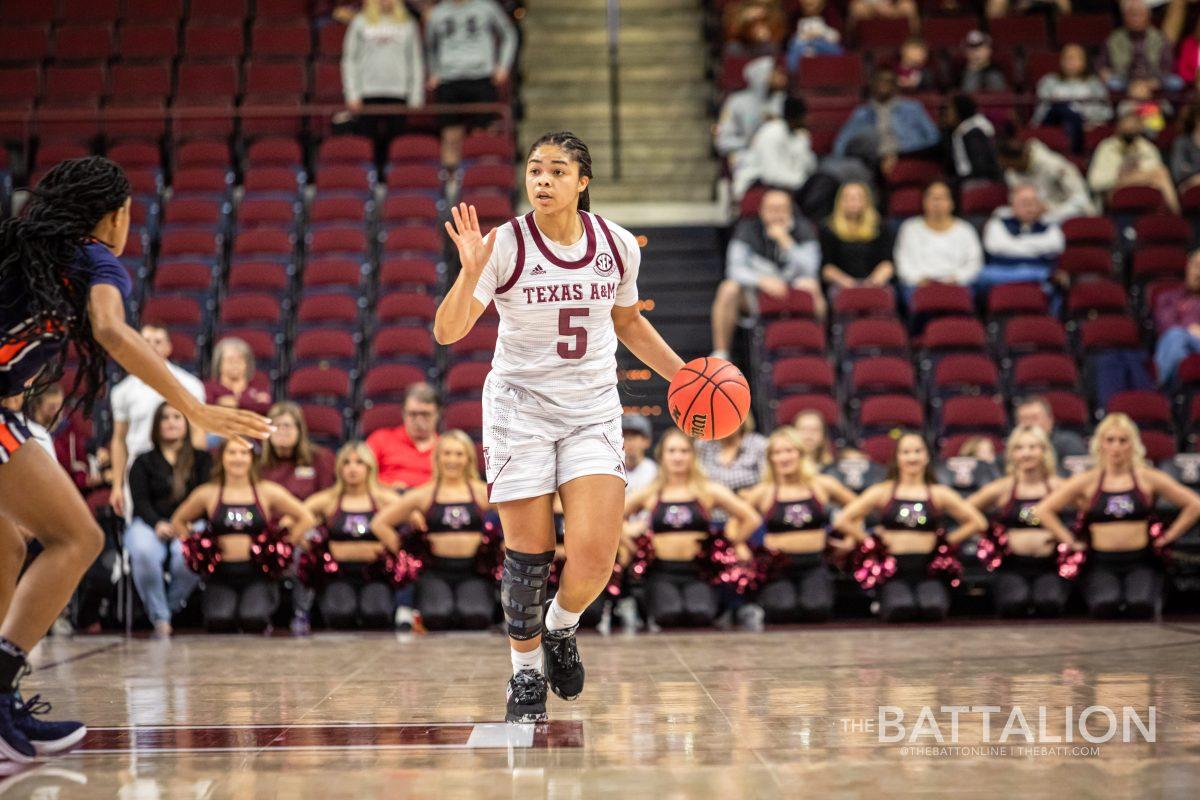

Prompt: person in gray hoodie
[
  {"left": 341, "top": 0, "right": 425, "bottom": 146},
  {"left": 715, "top": 56, "right": 787, "bottom": 171}
]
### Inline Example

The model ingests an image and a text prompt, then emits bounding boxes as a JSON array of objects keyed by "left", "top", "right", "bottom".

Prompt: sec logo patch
[{"left": 594, "top": 252, "right": 615, "bottom": 277}]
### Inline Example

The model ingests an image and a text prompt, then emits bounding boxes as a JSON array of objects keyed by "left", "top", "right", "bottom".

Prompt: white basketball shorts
[{"left": 481, "top": 376, "right": 627, "bottom": 503}]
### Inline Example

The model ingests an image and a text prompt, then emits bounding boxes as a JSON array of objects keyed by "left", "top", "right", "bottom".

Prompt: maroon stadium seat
[
  {"left": 118, "top": 23, "right": 179, "bottom": 60},
  {"left": 361, "top": 403, "right": 405, "bottom": 436},
  {"left": 959, "top": 182, "right": 1008, "bottom": 217},
  {"left": 0, "top": 26, "right": 51, "bottom": 65},
  {"left": 1106, "top": 390, "right": 1173, "bottom": 431},
  {"left": 107, "top": 140, "right": 161, "bottom": 170},
  {"left": 1061, "top": 216, "right": 1116, "bottom": 248},
  {"left": 183, "top": 22, "right": 245, "bottom": 59},
  {"left": 122, "top": 0, "right": 185, "bottom": 22},
  {"left": 887, "top": 187, "right": 924, "bottom": 218},
  {"left": 987, "top": 283, "right": 1048, "bottom": 318},
  {"left": 315, "top": 164, "right": 373, "bottom": 195},
  {"left": 831, "top": 286, "right": 896, "bottom": 319},
  {"left": 238, "top": 198, "right": 296, "bottom": 229},
  {"left": 228, "top": 260, "right": 288, "bottom": 291},
  {"left": 920, "top": 317, "right": 987, "bottom": 353},
  {"left": 758, "top": 288, "right": 817, "bottom": 319},
  {"left": 377, "top": 291, "right": 437, "bottom": 324},
  {"left": 460, "top": 164, "right": 515, "bottom": 193},
  {"left": 288, "top": 365, "right": 351, "bottom": 404},
  {"left": 380, "top": 257, "right": 439, "bottom": 290},
  {"left": 771, "top": 356, "right": 835, "bottom": 395},
  {"left": 774, "top": 394, "right": 841, "bottom": 430},
  {"left": 795, "top": 53, "right": 864, "bottom": 93},
  {"left": 363, "top": 364, "right": 427, "bottom": 402},
  {"left": 850, "top": 356, "right": 916, "bottom": 396},
  {"left": 448, "top": 323, "right": 498, "bottom": 360},
  {"left": 461, "top": 132, "right": 515, "bottom": 163},
  {"left": 1055, "top": 14, "right": 1113, "bottom": 48},
  {"left": 158, "top": 229, "right": 220, "bottom": 261},
  {"left": 1002, "top": 315, "right": 1067, "bottom": 355},
  {"left": 1042, "top": 391, "right": 1090, "bottom": 431},
  {"left": 861, "top": 434, "right": 898, "bottom": 464},
  {"left": 141, "top": 296, "right": 203, "bottom": 329},
  {"left": 189, "top": 0, "right": 249, "bottom": 19},
  {"left": 1133, "top": 214, "right": 1191, "bottom": 247},
  {"left": 382, "top": 226, "right": 442, "bottom": 257},
  {"left": 317, "top": 21, "right": 347, "bottom": 59},
  {"left": 1057, "top": 246, "right": 1112, "bottom": 280},
  {"left": 445, "top": 362, "right": 492, "bottom": 396},
  {"left": 1108, "top": 186, "right": 1168, "bottom": 215},
  {"left": 293, "top": 329, "right": 357, "bottom": 365},
  {"left": 910, "top": 282, "right": 973, "bottom": 319},
  {"left": 152, "top": 262, "right": 213, "bottom": 295},
  {"left": 1012, "top": 353, "right": 1079, "bottom": 393},
  {"left": 388, "top": 135, "right": 442, "bottom": 164},
  {"left": 243, "top": 60, "right": 308, "bottom": 98},
  {"left": 843, "top": 318, "right": 908, "bottom": 358},
  {"left": 59, "top": 0, "right": 120, "bottom": 22},
  {"left": 1140, "top": 430, "right": 1177, "bottom": 461},
  {"left": 941, "top": 396, "right": 1008, "bottom": 435},
  {"left": 1066, "top": 278, "right": 1128, "bottom": 319},
  {"left": 318, "top": 136, "right": 374, "bottom": 166},
  {"left": 308, "top": 225, "right": 368, "bottom": 256},
  {"left": 383, "top": 196, "right": 441, "bottom": 224},
  {"left": 442, "top": 400, "right": 483, "bottom": 437},
  {"left": 162, "top": 198, "right": 225, "bottom": 229},
  {"left": 233, "top": 228, "right": 294, "bottom": 260},
  {"left": 296, "top": 293, "right": 360, "bottom": 327},
  {"left": 1080, "top": 316, "right": 1141, "bottom": 351},
  {"left": 990, "top": 15, "right": 1048, "bottom": 51},
  {"left": 299, "top": 404, "right": 345, "bottom": 443},
  {"left": 303, "top": 257, "right": 362, "bottom": 290},
  {"left": 219, "top": 294, "right": 284, "bottom": 330},
  {"left": 763, "top": 319, "right": 826, "bottom": 355},
  {"left": 1130, "top": 246, "right": 1188, "bottom": 284},
  {"left": 243, "top": 165, "right": 302, "bottom": 196},
  {"left": 860, "top": 395, "right": 924, "bottom": 432},
  {"left": 245, "top": 137, "right": 303, "bottom": 167},
  {"left": 371, "top": 325, "right": 435, "bottom": 363},
  {"left": 250, "top": 21, "right": 312, "bottom": 59},
  {"left": 387, "top": 164, "right": 443, "bottom": 194},
  {"left": 930, "top": 354, "right": 1000, "bottom": 397},
  {"left": 52, "top": 23, "right": 114, "bottom": 63}
]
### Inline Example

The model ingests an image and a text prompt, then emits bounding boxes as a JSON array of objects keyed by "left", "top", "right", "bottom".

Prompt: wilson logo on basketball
[
  {"left": 689, "top": 414, "right": 707, "bottom": 438},
  {"left": 593, "top": 253, "right": 615, "bottom": 276}
]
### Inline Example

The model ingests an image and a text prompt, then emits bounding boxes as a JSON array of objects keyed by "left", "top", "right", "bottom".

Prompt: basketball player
[
  {"left": 435, "top": 132, "right": 687, "bottom": 723},
  {"left": 0, "top": 157, "right": 271, "bottom": 761}
]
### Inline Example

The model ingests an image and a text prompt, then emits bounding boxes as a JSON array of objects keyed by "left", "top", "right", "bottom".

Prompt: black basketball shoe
[
  {"left": 542, "top": 625, "right": 585, "bottom": 701},
  {"left": 505, "top": 669, "right": 548, "bottom": 724}
]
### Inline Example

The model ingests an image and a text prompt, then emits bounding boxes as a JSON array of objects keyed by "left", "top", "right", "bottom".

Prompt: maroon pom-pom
[
  {"left": 249, "top": 529, "right": 294, "bottom": 579},
  {"left": 297, "top": 535, "right": 341, "bottom": 588},
  {"left": 382, "top": 549, "right": 425, "bottom": 588},
  {"left": 604, "top": 562, "right": 624, "bottom": 597},
  {"left": 976, "top": 524, "right": 1009, "bottom": 572},
  {"left": 1056, "top": 542, "right": 1086, "bottom": 581},
  {"left": 474, "top": 518, "right": 505, "bottom": 580},
  {"left": 182, "top": 533, "right": 221, "bottom": 576},
  {"left": 628, "top": 532, "right": 656, "bottom": 581},
  {"left": 851, "top": 535, "right": 897, "bottom": 590},
  {"left": 694, "top": 535, "right": 758, "bottom": 594},
  {"left": 927, "top": 541, "right": 963, "bottom": 588},
  {"left": 547, "top": 556, "right": 565, "bottom": 591}
]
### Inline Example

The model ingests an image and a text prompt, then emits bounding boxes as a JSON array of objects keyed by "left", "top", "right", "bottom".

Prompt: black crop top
[
  {"left": 764, "top": 489, "right": 828, "bottom": 534},
  {"left": 209, "top": 483, "right": 268, "bottom": 537},
  {"left": 327, "top": 493, "right": 378, "bottom": 543},
  {"left": 425, "top": 483, "right": 485, "bottom": 535},
  {"left": 1085, "top": 472, "right": 1152, "bottom": 525},
  {"left": 650, "top": 497, "right": 710, "bottom": 534},
  {"left": 880, "top": 485, "right": 941, "bottom": 533},
  {"left": 998, "top": 481, "right": 1048, "bottom": 530}
]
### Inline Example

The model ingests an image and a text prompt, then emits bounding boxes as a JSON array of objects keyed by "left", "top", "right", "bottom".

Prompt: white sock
[
  {"left": 545, "top": 597, "right": 582, "bottom": 632},
  {"left": 511, "top": 646, "right": 543, "bottom": 675}
]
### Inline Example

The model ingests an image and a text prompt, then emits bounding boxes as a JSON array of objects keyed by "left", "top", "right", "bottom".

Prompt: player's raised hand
[{"left": 445, "top": 202, "right": 496, "bottom": 278}]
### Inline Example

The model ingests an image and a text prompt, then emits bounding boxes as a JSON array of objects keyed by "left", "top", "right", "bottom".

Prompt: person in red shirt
[
  {"left": 366, "top": 382, "right": 440, "bottom": 489},
  {"left": 1154, "top": 249, "right": 1200, "bottom": 388}
]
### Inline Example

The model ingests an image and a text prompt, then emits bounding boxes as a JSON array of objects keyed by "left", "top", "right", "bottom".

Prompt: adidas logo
[{"left": 531, "top": 265, "right": 546, "bottom": 275}]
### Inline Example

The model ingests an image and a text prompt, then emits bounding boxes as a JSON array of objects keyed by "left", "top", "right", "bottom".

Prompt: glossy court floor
[{"left": 4, "top": 620, "right": 1200, "bottom": 799}]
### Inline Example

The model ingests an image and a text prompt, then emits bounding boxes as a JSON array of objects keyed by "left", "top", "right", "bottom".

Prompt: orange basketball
[{"left": 667, "top": 357, "right": 752, "bottom": 441}]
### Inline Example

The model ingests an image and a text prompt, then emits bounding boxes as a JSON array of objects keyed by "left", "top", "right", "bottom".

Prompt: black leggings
[
  {"left": 757, "top": 554, "right": 834, "bottom": 623},
  {"left": 416, "top": 557, "right": 496, "bottom": 630},
  {"left": 878, "top": 554, "right": 950, "bottom": 623},
  {"left": 1083, "top": 548, "right": 1163, "bottom": 620},
  {"left": 645, "top": 561, "right": 718, "bottom": 627},
  {"left": 319, "top": 567, "right": 394, "bottom": 629},
  {"left": 993, "top": 555, "right": 1070, "bottom": 618},
  {"left": 203, "top": 562, "right": 280, "bottom": 633}
]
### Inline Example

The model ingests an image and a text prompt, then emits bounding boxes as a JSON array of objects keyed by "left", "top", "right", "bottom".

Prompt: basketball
[{"left": 667, "top": 357, "right": 751, "bottom": 441}]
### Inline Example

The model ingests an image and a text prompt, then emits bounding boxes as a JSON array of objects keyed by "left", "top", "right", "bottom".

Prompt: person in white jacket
[
  {"left": 341, "top": 0, "right": 425, "bottom": 145},
  {"left": 733, "top": 96, "right": 817, "bottom": 199},
  {"left": 894, "top": 181, "right": 983, "bottom": 303},
  {"left": 978, "top": 184, "right": 1065, "bottom": 300}
]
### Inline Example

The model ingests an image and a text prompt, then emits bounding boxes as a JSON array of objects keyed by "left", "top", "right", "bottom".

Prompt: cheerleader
[
  {"left": 836, "top": 432, "right": 986, "bottom": 622},
  {"left": 171, "top": 440, "right": 315, "bottom": 632},
  {"left": 967, "top": 425, "right": 1068, "bottom": 617},
  {"left": 742, "top": 427, "right": 857, "bottom": 622},
  {"left": 303, "top": 443, "right": 402, "bottom": 628},
  {"left": 1032, "top": 414, "right": 1200, "bottom": 619},
  {"left": 624, "top": 429, "right": 762, "bottom": 628},
  {"left": 370, "top": 430, "right": 497, "bottom": 630}
]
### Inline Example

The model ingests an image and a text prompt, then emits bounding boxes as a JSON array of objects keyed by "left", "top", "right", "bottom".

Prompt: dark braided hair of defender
[
  {"left": 527, "top": 131, "right": 593, "bottom": 212},
  {"left": 0, "top": 156, "right": 132, "bottom": 417}
]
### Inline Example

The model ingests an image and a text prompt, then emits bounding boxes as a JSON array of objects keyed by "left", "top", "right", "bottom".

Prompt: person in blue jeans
[
  {"left": 127, "top": 403, "right": 212, "bottom": 638},
  {"left": 976, "top": 184, "right": 1065, "bottom": 310},
  {"left": 1154, "top": 250, "right": 1200, "bottom": 388}
]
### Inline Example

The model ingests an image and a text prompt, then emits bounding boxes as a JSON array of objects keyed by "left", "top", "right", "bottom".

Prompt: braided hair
[
  {"left": 526, "top": 131, "right": 593, "bottom": 212},
  {"left": 0, "top": 156, "right": 131, "bottom": 416}
]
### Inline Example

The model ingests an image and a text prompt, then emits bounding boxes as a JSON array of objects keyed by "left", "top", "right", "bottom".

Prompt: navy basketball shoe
[
  {"left": 12, "top": 694, "right": 86, "bottom": 756},
  {"left": 0, "top": 693, "right": 36, "bottom": 763}
]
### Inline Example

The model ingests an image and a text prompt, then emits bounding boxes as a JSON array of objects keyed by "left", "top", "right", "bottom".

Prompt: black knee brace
[{"left": 501, "top": 549, "right": 554, "bottom": 640}]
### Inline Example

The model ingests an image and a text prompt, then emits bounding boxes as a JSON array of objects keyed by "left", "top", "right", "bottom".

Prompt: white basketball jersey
[{"left": 472, "top": 210, "right": 641, "bottom": 424}]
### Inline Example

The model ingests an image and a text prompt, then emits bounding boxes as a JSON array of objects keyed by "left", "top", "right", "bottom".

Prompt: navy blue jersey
[{"left": 0, "top": 239, "right": 131, "bottom": 397}]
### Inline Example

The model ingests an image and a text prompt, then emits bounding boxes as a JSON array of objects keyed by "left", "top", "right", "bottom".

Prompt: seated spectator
[
  {"left": 0, "top": 394, "right": 54, "bottom": 458},
  {"left": 733, "top": 96, "right": 816, "bottom": 199},
  {"left": 1116, "top": 77, "right": 1173, "bottom": 140},
  {"left": 1166, "top": 0, "right": 1200, "bottom": 86},
  {"left": 1152, "top": 249, "right": 1200, "bottom": 387},
  {"left": 894, "top": 181, "right": 983, "bottom": 300},
  {"left": 986, "top": 0, "right": 1070, "bottom": 16},
  {"left": 340, "top": 0, "right": 425, "bottom": 146},
  {"left": 1015, "top": 395, "right": 1086, "bottom": 458},
  {"left": 998, "top": 136, "right": 1096, "bottom": 222},
  {"left": 425, "top": 0, "right": 517, "bottom": 169},
  {"left": 819, "top": 182, "right": 895, "bottom": 291},
  {"left": 896, "top": 37, "right": 935, "bottom": 93},
  {"left": 259, "top": 402, "right": 337, "bottom": 502},
  {"left": 1031, "top": 43, "right": 1113, "bottom": 153},
  {"left": 959, "top": 31, "right": 1010, "bottom": 93},
  {"left": 833, "top": 68, "right": 941, "bottom": 173},
  {"left": 957, "top": 435, "right": 998, "bottom": 465},
  {"left": 204, "top": 337, "right": 273, "bottom": 418},
  {"left": 710, "top": 189, "right": 823, "bottom": 360},
  {"left": 1098, "top": 0, "right": 1183, "bottom": 92},
  {"left": 1170, "top": 100, "right": 1200, "bottom": 191},
  {"left": 848, "top": 0, "right": 919, "bottom": 33},
  {"left": 723, "top": 0, "right": 787, "bottom": 52},
  {"left": 366, "top": 382, "right": 440, "bottom": 489},
  {"left": 944, "top": 94, "right": 1001, "bottom": 183},
  {"left": 127, "top": 403, "right": 212, "bottom": 638},
  {"left": 622, "top": 414, "right": 658, "bottom": 494},
  {"left": 785, "top": 1, "right": 843, "bottom": 69},
  {"left": 1087, "top": 111, "right": 1180, "bottom": 212},
  {"left": 978, "top": 183, "right": 1065, "bottom": 297},
  {"left": 715, "top": 56, "right": 788, "bottom": 170},
  {"left": 697, "top": 413, "right": 768, "bottom": 492},
  {"left": 727, "top": 1, "right": 787, "bottom": 58}
]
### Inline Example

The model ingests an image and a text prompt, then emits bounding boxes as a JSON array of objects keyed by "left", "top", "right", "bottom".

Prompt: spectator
[
  {"left": 998, "top": 136, "right": 1096, "bottom": 222},
  {"left": 0, "top": 394, "right": 54, "bottom": 458},
  {"left": 1165, "top": 0, "right": 1200, "bottom": 86},
  {"left": 733, "top": 96, "right": 816, "bottom": 199},
  {"left": 366, "top": 382, "right": 440, "bottom": 489},
  {"left": 1015, "top": 395, "right": 1087, "bottom": 458},
  {"left": 791, "top": 409, "right": 834, "bottom": 466},
  {"left": 819, "top": 182, "right": 895, "bottom": 291},
  {"left": 958, "top": 31, "right": 1009, "bottom": 93},
  {"left": 957, "top": 436, "right": 998, "bottom": 465},
  {"left": 1031, "top": 43, "right": 1113, "bottom": 153},
  {"left": 1098, "top": 0, "right": 1182, "bottom": 92},
  {"left": 978, "top": 183, "right": 1065, "bottom": 296},
  {"left": 127, "top": 403, "right": 212, "bottom": 638},
  {"left": 1171, "top": 100, "right": 1200, "bottom": 191},
  {"left": 341, "top": 0, "right": 425, "bottom": 146},
  {"left": 425, "top": 0, "right": 518, "bottom": 169},
  {"left": 259, "top": 402, "right": 337, "bottom": 501},
  {"left": 205, "top": 337, "right": 273, "bottom": 421},
  {"left": 896, "top": 36, "right": 935, "bottom": 93},
  {"left": 833, "top": 68, "right": 941, "bottom": 173},
  {"left": 722, "top": 1, "right": 787, "bottom": 53},
  {"left": 697, "top": 414, "right": 769, "bottom": 492},
  {"left": 785, "top": 1, "right": 843, "bottom": 69},
  {"left": 986, "top": 0, "right": 1070, "bottom": 16},
  {"left": 621, "top": 414, "right": 658, "bottom": 494},
  {"left": 944, "top": 94, "right": 1001, "bottom": 183},
  {"left": 1153, "top": 249, "right": 1200, "bottom": 387},
  {"left": 1116, "top": 77, "right": 1172, "bottom": 140},
  {"left": 110, "top": 324, "right": 206, "bottom": 518},
  {"left": 824, "top": 445, "right": 885, "bottom": 492},
  {"left": 1087, "top": 111, "right": 1180, "bottom": 213},
  {"left": 848, "top": 0, "right": 919, "bottom": 33},
  {"left": 894, "top": 181, "right": 983, "bottom": 299},
  {"left": 710, "top": 189, "right": 823, "bottom": 360},
  {"left": 715, "top": 57, "right": 788, "bottom": 169}
]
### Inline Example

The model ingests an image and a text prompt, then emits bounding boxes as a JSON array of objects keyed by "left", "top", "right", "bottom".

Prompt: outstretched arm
[{"left": 611, "top": 304, "right": 684, "bottom": 382}]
